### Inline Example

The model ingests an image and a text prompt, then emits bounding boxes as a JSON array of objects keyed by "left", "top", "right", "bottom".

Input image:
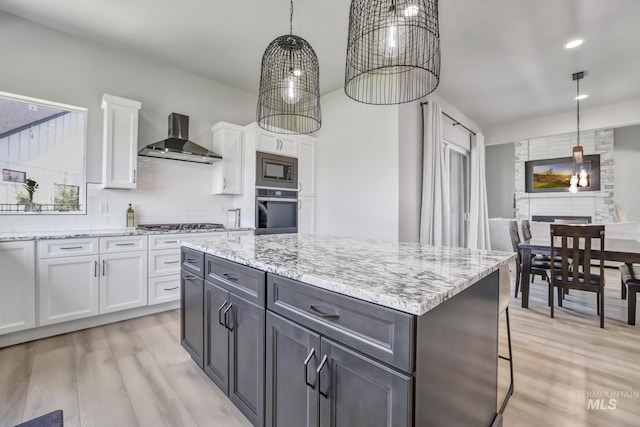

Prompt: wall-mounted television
[{"left": 524, "top": 154, "right": 601, "bottom": 193}]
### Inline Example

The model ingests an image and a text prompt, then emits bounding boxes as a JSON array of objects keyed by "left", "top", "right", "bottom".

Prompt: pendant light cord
[
  {"left": 290, "top": 0, "right": 293, "bottom": 35},
  {"left": 576, "top": 77, "right": 580, "bottom": 146}
]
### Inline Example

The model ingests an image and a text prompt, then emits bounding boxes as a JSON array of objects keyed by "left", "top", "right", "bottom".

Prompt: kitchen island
[{"left": 180, "top": 234, "right": 514, "bottom": 427}]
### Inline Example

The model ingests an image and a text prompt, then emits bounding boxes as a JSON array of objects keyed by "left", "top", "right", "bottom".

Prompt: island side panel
[{"left": 415, "top": 270, "right": 499, "bottom": 427}]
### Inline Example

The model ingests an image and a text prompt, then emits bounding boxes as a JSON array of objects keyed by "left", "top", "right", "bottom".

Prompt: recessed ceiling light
[
  {"left": 574, "top": 94, "right": 588, "bottom": 100},
  {"left": 564, "top": 39, "right": 583, "bottom": 49}
]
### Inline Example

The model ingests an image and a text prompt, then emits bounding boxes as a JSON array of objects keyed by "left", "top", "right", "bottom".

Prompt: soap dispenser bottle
[{"left": 126, "top": 203, "right": 135, "bottom": 228}]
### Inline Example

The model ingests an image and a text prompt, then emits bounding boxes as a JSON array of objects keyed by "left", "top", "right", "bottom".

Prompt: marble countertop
[
  {"left": 182, "top": 234, "right": 515, "bottom": 316},
  {"left": 0, "top": 227, "right": 254, "bottom": 242}
]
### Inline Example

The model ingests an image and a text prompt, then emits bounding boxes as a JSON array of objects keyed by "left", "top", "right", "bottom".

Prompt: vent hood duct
[{"left": 138, "top": 113, "right": 222, "bottom": 164}]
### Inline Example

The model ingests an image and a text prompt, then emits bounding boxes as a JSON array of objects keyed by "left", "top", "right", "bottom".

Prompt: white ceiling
[{"left": 0, "top": 0, "right": 639, "bottom": 128}]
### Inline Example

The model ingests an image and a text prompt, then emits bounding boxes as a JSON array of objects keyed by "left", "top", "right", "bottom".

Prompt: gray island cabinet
[{"left": 180, "top": 234, "right": 514, "bottom": 427}]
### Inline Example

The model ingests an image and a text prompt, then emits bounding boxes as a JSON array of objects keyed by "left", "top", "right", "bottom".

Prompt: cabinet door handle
[
  {"left": 223, "top": 303, "right": 234, "bottom": 331},
  {"left": 163, "top": 260, "right": 180, "bottom": 264},
  {"left": 308, "top": 304, "right": 340, "bottom": 319},
  {"left": 60, "top": 246, "right": 83, "bottom": 250},
  {"left": 299, "top": 182, "right": 302, "bottom": 192},
  {"left": 94, "top": 260, "right": 98, "bottom": 277},
  {"left": 303, "top": 348, "right": 316, "bottom": 389},
  {"left": 298, "top": 199, "right": 302, "bottom": 210},
  {"left": 223, "top": 178, "right": 227, "bottom": 189},
  {"left": 102, "top": 259, "right": 106, "bottom": 276},
  {"left": 218, "top": 300, "right": 228, "bottom": 326},
  {"left": 163, "top": 286, "right": 179, "bottom": 291},
  {"left": 316, "top": 355, "right": 329, "bottom": 398},
  {"left": 184, "top": 275, "right": 198, "bottom": 281},
  {"left": 222, "top": 272, "right": 239, "bottom": 281},
  {"left": 163, "top": 240, "right": 178, "bottom": 244},
  {"left": 115, "top": 243, "right": 135, "bottom": 246},
  {"left": 133, "top": 169, "right": 137, "bottom": 183},
  {"left": 185, "top": 258, "right": 198, "bottom": 263}
]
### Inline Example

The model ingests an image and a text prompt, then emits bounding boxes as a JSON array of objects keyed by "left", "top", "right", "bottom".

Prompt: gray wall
[
  {"left": 398, "top": 102, "right": 423, "bottom": 242},
  {"left": 614, "top": 124, "right": 640, "bottom": 222},
  {"left": 485, "top": 143, "right": 515, "bottom": 219}
]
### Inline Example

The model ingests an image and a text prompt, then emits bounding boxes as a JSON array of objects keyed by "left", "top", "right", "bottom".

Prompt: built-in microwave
[{"left": 256, "top": 151, "right": 298, "bottom": 190}]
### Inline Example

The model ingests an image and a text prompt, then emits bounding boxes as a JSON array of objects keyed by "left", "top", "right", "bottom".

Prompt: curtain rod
[{"left": 420, "top": 101, "right": 477, "bottom": 136}]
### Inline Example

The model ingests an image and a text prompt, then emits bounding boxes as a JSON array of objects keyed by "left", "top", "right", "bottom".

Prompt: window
[{"left": 444, "top": 141, "right": 470, "bottom": 248}]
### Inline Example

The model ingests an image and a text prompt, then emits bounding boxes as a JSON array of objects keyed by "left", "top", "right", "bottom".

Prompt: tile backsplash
[{"left": 0, "top": 156, "right": 235, "bottom": 232}]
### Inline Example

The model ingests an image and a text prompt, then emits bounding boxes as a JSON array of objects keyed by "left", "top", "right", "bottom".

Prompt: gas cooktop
[{"left": 137, "top": 223, "right": 225, "bottom": 231}]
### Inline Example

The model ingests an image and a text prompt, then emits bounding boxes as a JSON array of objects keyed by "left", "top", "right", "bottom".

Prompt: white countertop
[
  {"left": 182, "top": 233, "right": 515, "bottom": 316},
  {"left": 0, "top": 227, "right": 254, "bottom": 242}
]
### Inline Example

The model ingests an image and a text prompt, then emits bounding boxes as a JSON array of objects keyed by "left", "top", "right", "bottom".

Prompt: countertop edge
[{"left": 0, "top": 228, "right": 255, "bottom": 242}]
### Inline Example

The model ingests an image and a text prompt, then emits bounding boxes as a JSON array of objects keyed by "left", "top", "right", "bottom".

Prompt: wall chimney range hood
[{"left": 138, "top": 113, "right": 222, "bottom": 164}]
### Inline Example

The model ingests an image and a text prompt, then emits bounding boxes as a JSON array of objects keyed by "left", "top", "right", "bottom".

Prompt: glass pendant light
[
  {"left": 345, "top": 0, "right": 440, "bottom": 105},
  {"left": 256, "top": 0, "right": 321, "bottom": 134},
  {"left": 571, "top": 71, "right": 586, "bottom": 189}
]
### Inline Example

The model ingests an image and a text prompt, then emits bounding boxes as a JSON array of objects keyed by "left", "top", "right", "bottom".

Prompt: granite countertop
[
  {"left": 182, "top": 234, "right": 515, "bottom": 316},
  {"left": 0, "top": 227, "right": 254, "bottom": 242}
]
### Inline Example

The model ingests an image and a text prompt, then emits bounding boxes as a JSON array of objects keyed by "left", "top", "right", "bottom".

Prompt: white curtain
[
  {"left": 468, "top": 132, "right": 491, "bottom": 249},
  {"left": 419, "top": 100, "right": 450, "bottom": 246}
]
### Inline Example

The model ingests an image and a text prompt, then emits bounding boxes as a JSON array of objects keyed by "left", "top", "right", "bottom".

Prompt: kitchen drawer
[
  {"left": 149, "top": 232, "right": 220, "bottom": 250},
  {"left": 267, "top": 274, "right": 414, "bottom": 373},
  {"left": 182, "top": 247, "right": 205, "bottom": 278},
  {"left": 38, "top": 238, "right": 99, "bottom": 259},
  {"left": 149, "top": 275, "right": 180, "bottom": 305},
  {"left": 149, "top": 248, "right": 181, "bottom": 277},
  {"left": 100, "top": 235, "right": 147, "bottom": 253},
  {"left": 205, "top": 255, "right": 265, "bottom": 306}
]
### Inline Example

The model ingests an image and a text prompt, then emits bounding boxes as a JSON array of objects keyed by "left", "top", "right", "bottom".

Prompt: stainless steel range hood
[{"left": 138, "top": 113, "right": 222, "bottom": 164}]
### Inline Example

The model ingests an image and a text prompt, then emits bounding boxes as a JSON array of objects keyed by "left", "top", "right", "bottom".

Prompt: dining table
[{"left": 518, "top": 237, "right": 640, "bottom": 308}]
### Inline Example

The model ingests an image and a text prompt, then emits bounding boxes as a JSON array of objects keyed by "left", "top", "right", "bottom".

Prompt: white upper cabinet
[
  {"left": 0, "top": 241, "right": 35, "bottom": 335},
  {"left": 297, "top": 136, "right": 316, "bottom": 196},
  {"left": 255, "top": 128, "right": 298, "bottom": 157},
  {"left": 212, "top": 122, "right": 244, "bottom": 195},
  {"left": 101, "top": 94, "right": 142, "bottom": 189}
]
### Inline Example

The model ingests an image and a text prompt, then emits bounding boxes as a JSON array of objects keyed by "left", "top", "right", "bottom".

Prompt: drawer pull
[
  {"left": 163, "top": 286, "right": 179, "bottom": 291},
  {"left": 223, "top": 304, "right": 234, "bottom": 331},
  {"left": 185, "top": 258, "right": 199, "bottom": 263},
  {"left": 308, "top": 305, "right": 340, "bottom": 319},
  {"left": 115, "top": 243, "right": 136, "bottom": 246},
  {"left": 303, "top": 348, "right": 316, "bottom": 389},
  {"left": 60, "top": 246, "right": 83, "bottom": 250},
  {"left": 222, "top": 272, "right": 239, "bottom": 281},
  {"left": 218, "top": 300, "right": 228, "bottom": 326},
  {"left": 316, "top": 355, "right": 329, "bottom": 398},
  {"left": 184, "top": 275, "right": 198, "bottom": 281},
  {"left": 163, "top": 260, "right": 180, "bottom": 264},
  {"left": 164, "top": 240, "right": 178, "bottom": 244}
]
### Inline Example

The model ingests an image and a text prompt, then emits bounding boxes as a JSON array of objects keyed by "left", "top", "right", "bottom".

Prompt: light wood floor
[{"left": 1, "top": 265, "right": 638, "bottom": 427}]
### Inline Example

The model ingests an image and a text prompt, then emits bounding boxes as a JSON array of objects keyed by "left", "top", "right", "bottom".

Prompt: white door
[
  {"left": 100, "top": 251, "right": 148, "bottom": 313},
  {"left": 0, "top": 241, "right": 35, "bottom": 335},
  {"left": 298, "top": 196, "right": 315, "bottom": 234},
  {"left": 297, "top": 138, "right": 316, "bottom": 196},
  {"left": 39, "top": 255, "right": 100, "bottom": 326}
]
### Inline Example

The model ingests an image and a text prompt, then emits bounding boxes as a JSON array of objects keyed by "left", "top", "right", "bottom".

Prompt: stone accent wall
[{"left": 515, "top": 129, "right": 615, "bottom": 224}]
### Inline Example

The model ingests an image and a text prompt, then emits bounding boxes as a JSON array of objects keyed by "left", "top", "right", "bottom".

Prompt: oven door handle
[{"left": 257, "top": 197, "right": 298, "bottom": 202}]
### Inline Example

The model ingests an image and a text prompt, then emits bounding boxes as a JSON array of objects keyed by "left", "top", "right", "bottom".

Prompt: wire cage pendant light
[
  {"left": 569, "top": 71, "right": 587, "bottom": 193},
  {"left": 344, "top": 0, "right": 441, "bottom": 105},
  {"left": 257, "top": 0, "right": 321, "bottom": 135}
]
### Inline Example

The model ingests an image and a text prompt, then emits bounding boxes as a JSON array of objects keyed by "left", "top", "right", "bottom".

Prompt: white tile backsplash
[{"left": 0, "top": 156, "right": 235, "bottom": 232}]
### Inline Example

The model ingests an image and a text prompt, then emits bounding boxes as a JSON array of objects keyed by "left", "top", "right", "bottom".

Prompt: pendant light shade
[
  {"left": 569, "top": 71, "right": 587, "bottom": 193},
  {"left": 257, "top": 1, "right": 321, "bottom": 134},
  {"left": 344, "top": 0, "right": 441, "bottom": 105}
]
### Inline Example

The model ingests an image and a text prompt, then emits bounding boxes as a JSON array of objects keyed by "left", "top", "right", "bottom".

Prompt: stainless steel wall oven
[{"left": 255, "top": 188, "right": 298, "bottom": 235}]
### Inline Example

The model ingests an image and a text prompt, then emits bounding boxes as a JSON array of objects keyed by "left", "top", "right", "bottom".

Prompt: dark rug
[{"left": 14, "top": 410, "right": 63, "bottom": 427}]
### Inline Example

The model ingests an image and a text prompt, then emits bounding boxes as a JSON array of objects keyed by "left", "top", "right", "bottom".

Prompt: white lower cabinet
[
  {"left": 298, "top": 196, "right": 315, "bottom": 234},
  {"left": 38, "top": 236, "right": 148, "bottom": 326},
  {"left": 0, "top": 241, "right": 36, "bottom": 335},
  {"left": 149, "top": 275, "right": 181, "bottom": 305},
  {"left": 99, "top": 251, "right": 148, "bottom": 313}
]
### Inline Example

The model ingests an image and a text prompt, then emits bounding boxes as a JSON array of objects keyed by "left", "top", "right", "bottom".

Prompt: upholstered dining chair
[
  {"left": 549, "top": 224, "right": 606, "bottom": 328},
  {"left": 619, "top": 264, "right": 640, "bottom": 325},
  {"left": 509, "top": 220, "right": 560, "bottom": 298}
]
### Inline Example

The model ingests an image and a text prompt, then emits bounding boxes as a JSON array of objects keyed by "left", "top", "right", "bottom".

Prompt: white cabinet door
[
  {"left": 101, "top": 94, "right": 142, "bottom": 189},
  {"left": 298, "top": 196, "right": 315, "bottom": 234},
  {"left": 256, "top": 129, "right": 297, "bottom": 157},
  {"left": 0, "top": 241, "right": 35, "bottom": 335},
  {"left": 100, "top": 251, "right": 148, "bottom": 314},
  {"left": 212, "top": 122, "right": 244, "bottom": 195},
  {"left": 297, "top": 137, "right": 316, "bottom": 196},
  {"left": 39, "top": 255, "right": 100, "bottom": 326}
]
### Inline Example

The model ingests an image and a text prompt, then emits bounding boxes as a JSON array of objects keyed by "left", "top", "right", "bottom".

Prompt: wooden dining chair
[
  {"left": 521, "top": 220, "right": 532, "bottom": 241},
  {"left": 510, "top": 220, "right": 559, "bottom": 297},
  {"left": 619, "top": 264, "right": 640, "bottom": 325},
  {"left": 549, "top": 224, "right": 606, "bottom": 328}
]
